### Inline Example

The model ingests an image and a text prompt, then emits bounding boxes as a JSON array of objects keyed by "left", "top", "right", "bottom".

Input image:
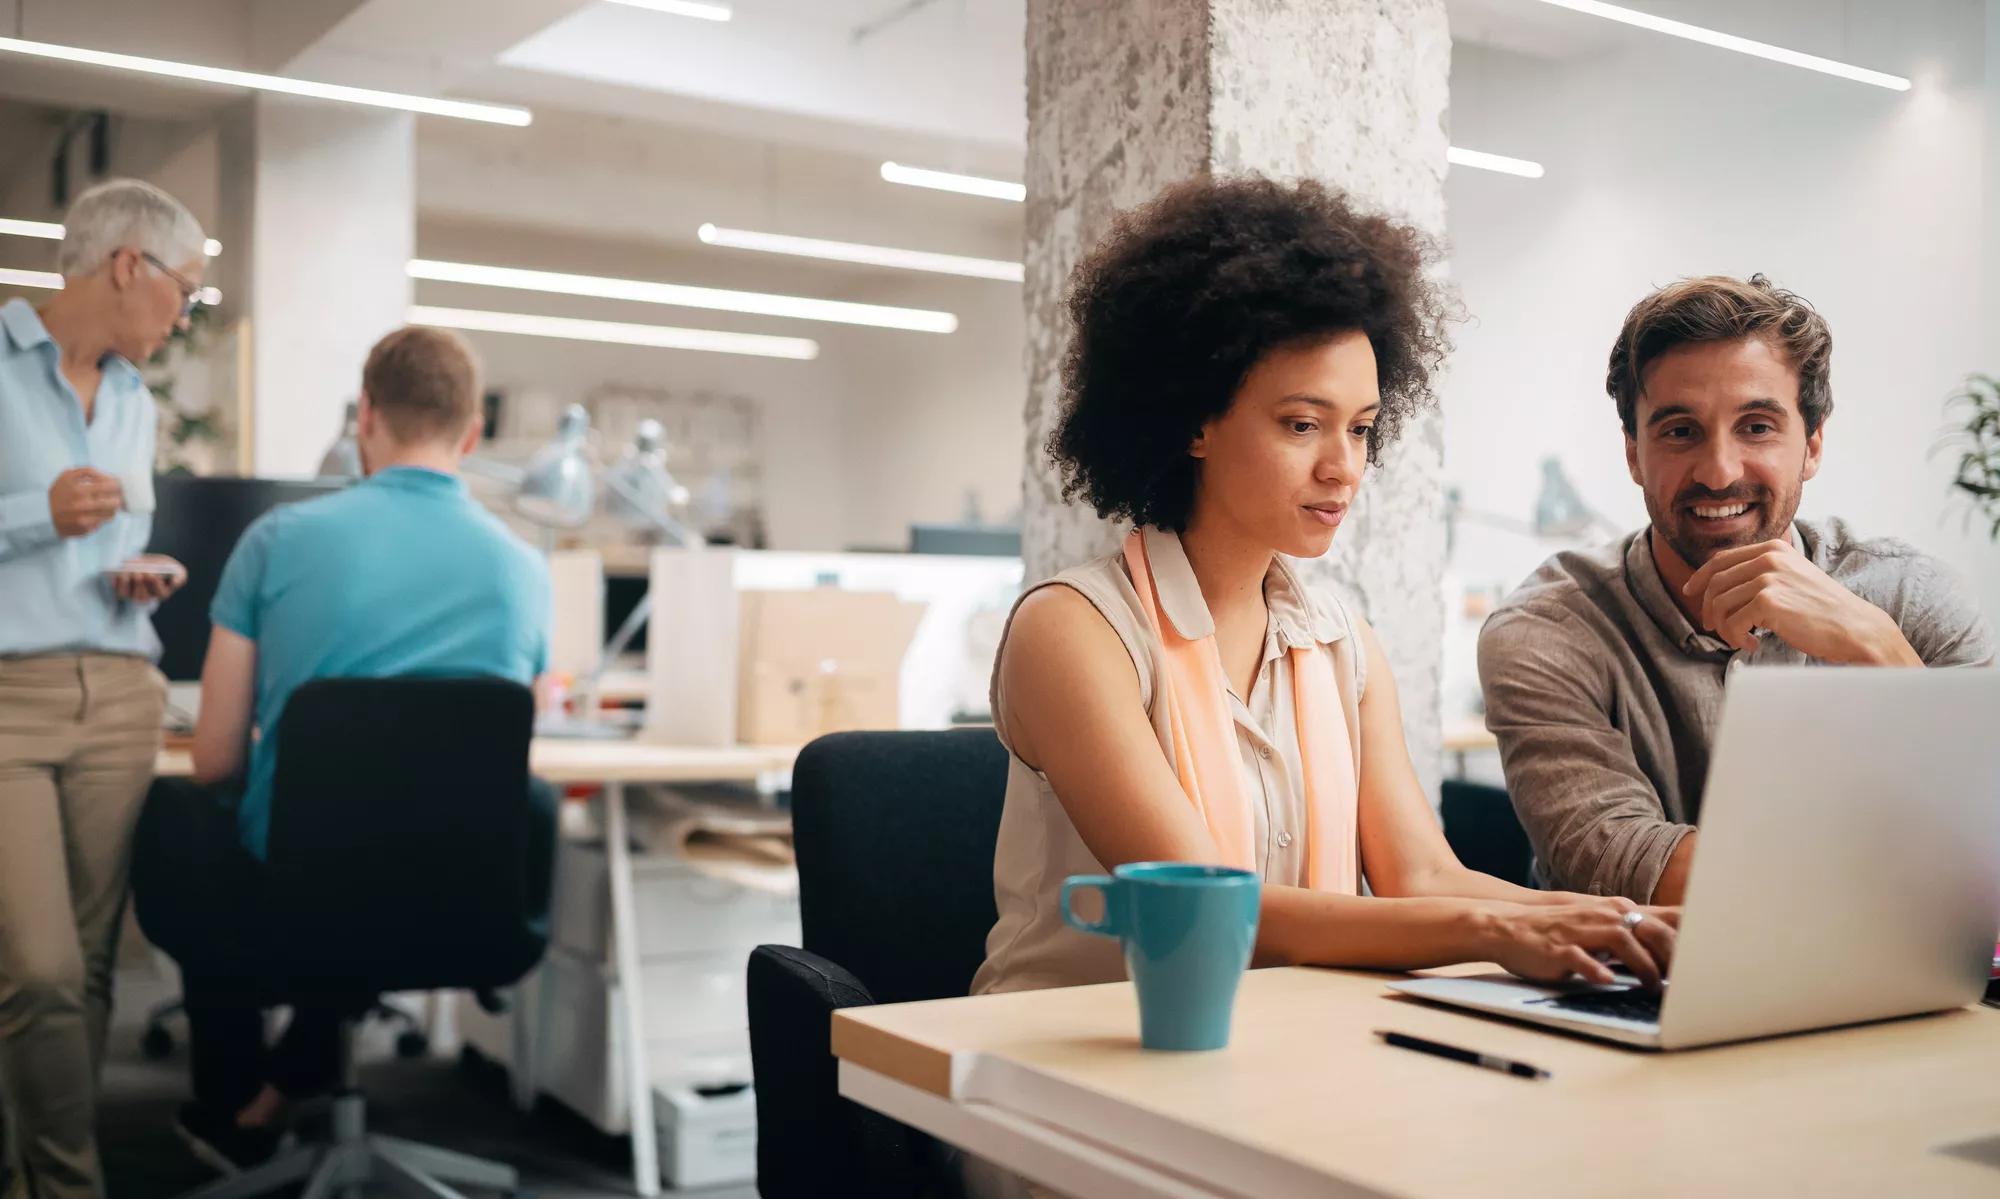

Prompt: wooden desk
[
  {"left": 1442, "top": 719, "right": 1499, "bottom": 779},
  {"left": 155, "top": 736, "right": 796, "bottom": 1197},
  {"left": 154, "top": 738, "right": 793, "bottom": 786},
  {"left": 835, "top": 966, "right": 2000, "bottom": 1198}
]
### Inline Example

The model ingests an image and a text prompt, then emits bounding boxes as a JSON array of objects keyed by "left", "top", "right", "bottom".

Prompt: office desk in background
[
  {"left": 834, "top": 965, "right": 2000, "bottom": 1198},
  {"left": 1442, "top": 719, "right": 1499, "bottom": 779},
  {"left": 156, "top": 737, "right": 797, "bottom": 1198}
]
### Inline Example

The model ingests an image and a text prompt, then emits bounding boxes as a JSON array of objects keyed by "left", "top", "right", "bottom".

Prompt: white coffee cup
[{"left": 119, "top": 469, "right": 156, "bottom": 515}]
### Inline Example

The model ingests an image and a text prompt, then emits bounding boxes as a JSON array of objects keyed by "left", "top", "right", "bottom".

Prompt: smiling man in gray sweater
[{"left": 1478, "top": 274, "right": 1994, "bottom": 906}]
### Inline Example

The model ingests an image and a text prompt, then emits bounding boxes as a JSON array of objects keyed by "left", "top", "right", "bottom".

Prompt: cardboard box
[{"left": 736, "top": 588, "right": 926, "bottom": 745}]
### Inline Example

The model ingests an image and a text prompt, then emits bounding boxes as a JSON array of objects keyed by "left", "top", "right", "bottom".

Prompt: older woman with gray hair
[{"left": 0, "top": 177, "right": 208, "bottom": 1199}]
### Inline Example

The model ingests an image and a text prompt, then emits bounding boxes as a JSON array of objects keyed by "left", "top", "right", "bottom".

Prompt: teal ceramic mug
[{"left": 1060, "top": 862, "right": 1260, "bottom": 1051}]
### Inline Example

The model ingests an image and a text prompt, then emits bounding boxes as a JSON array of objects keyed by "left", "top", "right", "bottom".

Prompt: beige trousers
[{"left": 0, "top": 654, "right": 165, "bottom": 1199}]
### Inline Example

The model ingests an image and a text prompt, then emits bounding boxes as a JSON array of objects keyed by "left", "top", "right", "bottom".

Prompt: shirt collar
[
  {"left": 1627, "top": 522, "right": 1810, "bottom": 656},
  {"left": 1140, "top": 526, "right": 1349, "bottom": 650},
  {"left": 1, "top": 298, "right": 51, "bottom": 352},
  {"left": 365, "top": 465, "right": 467, "bottom": 495},
  {"left": 1, "top": 298, "right": 145, "bottom": 387}
]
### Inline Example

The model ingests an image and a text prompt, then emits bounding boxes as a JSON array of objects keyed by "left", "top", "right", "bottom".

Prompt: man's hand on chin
[{"left": 1682, "top": 539, "right": 1921, "bottom": 665}]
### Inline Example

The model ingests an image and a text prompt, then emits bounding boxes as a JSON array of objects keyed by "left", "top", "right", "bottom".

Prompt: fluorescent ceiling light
[
  {"left": 0, "top": 267, "right": 61, "bottom": 289},
  {"left": 411, "top": 306, "right": 816, "bottom": 360},
  {"left": 880, "top": 162, "right": 1025, "bottom": 203},
  {"left": 697, "top": 223, "right": 1024, "bottom": 282},
  {"left": 605, "top": 0, "right": 733, "bottom": 19},
  {"left": 1446, "top": 146, "right": 1544, "bottom": 179},
  {"left": 408, "top": 258, "right": 958, "bottom": 334},
  {"left": 0, "top": 218, "right": 62, "bottom": 240},
  {"left": 1, "top": 265, "right": 221, "bottom": 306},
  {"left": 0, "top": 36, "right": 535, "bottom": 124},
  {"left": 0, "top": 217, "right": 221, "bottom": 256},
  {"left": 1529, "top": 0, "right": 1911, "bottom": 91}
]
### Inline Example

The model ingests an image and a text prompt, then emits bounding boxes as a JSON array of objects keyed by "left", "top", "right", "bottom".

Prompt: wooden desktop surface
[
  {"left": 835, "top": 964, "right": 2000, "bottom": 1197},
  {"left": 154, "top": 738, "right": 796, "bottom": 784}
]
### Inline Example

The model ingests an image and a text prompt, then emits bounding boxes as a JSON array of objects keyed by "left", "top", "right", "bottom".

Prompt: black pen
[{"left": 1373, "top": 1029, "right": 1550, "bottom": 1080}]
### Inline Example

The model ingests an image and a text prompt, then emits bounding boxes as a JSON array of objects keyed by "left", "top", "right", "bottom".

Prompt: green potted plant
[{"left": 1942, "top": 374, "right": 2000, "bottom": 541}]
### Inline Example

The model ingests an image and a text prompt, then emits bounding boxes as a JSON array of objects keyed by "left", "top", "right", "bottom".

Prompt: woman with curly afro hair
[{"left": 970, "top": 176, "right": 1677, "bottom": 1007}]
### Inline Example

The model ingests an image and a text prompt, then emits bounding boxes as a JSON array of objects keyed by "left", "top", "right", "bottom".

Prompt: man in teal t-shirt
[
  {"left": 206, "top": 441, "right": 548, "bottom": 859},
  {"left": 133, "top": 326, "right": 551, "bottom": 1169}
]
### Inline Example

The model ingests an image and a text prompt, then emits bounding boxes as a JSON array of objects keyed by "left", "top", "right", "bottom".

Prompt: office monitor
[{"left": 146, "top": 474, "right": 348, "bottom": 682}]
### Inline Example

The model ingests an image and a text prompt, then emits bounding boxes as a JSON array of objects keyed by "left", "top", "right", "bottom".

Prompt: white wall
[
  {"left": 836, "top": 272, "right": 1025, "bottom": 548},
  {"left": 1444, "top": 1, "right": 1999, "bottom": 627}
]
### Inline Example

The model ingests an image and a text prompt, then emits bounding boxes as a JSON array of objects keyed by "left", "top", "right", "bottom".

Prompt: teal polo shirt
[{"left": 210, "top": 465, "right": 550, "bottom": 857}]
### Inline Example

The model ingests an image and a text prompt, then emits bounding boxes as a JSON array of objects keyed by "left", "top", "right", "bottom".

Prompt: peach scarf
[{"left": 1123, "top": 529, "right": 1359, "bottom": 892}]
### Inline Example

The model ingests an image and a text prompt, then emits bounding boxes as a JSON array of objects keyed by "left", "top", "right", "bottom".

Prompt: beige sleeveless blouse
[{"left": 969, "top": 527, "right": 1367, "bottom": 997}]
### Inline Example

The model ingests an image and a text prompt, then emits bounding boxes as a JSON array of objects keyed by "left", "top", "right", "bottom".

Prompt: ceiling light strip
[
  {"left": 1529, "top": 0, "right": 1910, "bottom": 91},
  {"left": 697, "top": 223, "right": 1023, "bottom": 281},
  {"left": 410, "top": 305, "right": 818, "bottom": 360},
  {"left": 0, "top": 217, "right": 221, "bottom": 256},
  {"left": 604, "top": 0, "right": 733, "bottom": 20},
  {"left": 0, "top": 265, "right": 221, "bottom": 305},
  {"left": 408, "top": 257, "right": 958, "bottom": 333},
  {"left": 879, "top": 162, "right": 1025, "bottom": 203},
  {"left": 1447, "top": 146, "right": 1545, "bottom": 178},
  {"left": 0, "top": 36, "right": 535, "bottom": 124}
]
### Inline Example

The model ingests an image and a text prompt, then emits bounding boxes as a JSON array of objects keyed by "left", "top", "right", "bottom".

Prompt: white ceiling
[
  {"left": 479, "top": 0, "right": 1624, "bottom": 161},
  {"left": 0, "top": 1, "right": 1845, "bottom": 168},
  {"left": 0, "top": 0, "right": 1934, "bottom": 263},
  {"left": 487, "top": 0, "right": 1028, "bottom": 158}
]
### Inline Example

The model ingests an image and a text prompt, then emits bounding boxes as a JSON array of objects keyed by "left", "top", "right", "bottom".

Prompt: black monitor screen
[{"left": 146, "top": 474, "right": 348, "bottom": 681}]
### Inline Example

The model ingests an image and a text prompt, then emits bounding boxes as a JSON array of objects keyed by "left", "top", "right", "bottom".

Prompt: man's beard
[{"left": 1649, "top": 477, "right": 1801, "bottom": 571}]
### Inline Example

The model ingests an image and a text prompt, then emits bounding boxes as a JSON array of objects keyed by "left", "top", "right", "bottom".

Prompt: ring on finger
[{"left": 1621, "top": 910, "right": 1646, "bottom": 930}]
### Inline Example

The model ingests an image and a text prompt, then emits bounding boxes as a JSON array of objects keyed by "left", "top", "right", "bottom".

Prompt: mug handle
[{"left": 1061, "top": 875, "right": 1121, "bottom": 938}]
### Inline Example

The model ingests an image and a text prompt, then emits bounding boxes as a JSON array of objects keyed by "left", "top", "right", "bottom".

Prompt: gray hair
[{"left": 57, "top": 178, "right": 206, "bottom": 279}]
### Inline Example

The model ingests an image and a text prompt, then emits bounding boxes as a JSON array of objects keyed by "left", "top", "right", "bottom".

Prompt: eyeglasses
[{"left": 139, "top": 251, "right": 204, "bottom": 317}]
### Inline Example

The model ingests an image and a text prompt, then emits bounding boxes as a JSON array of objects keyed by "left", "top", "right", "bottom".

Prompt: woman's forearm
[
  {"left": 1403, "top": 863, "right": 1580, "bottom": 907},
  {"left": 1367, "top": 855, "right": 1573, "bottom": 908},
  {"left": 1252, "top": 886, "right": 1506, "bottom": 971}
]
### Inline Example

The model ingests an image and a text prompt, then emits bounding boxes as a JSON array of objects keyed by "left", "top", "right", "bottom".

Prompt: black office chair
[
  {"left": 142, "top": 996, "right": 433, "bottom": 1062},
  {"left": 1440, "top": 778, "right": 1536, "bottom": 888},
  {"left": 748, "top": 729, "right": 1010, "bottom": 1199},
  {"left": 179, "top": 677, "right": 550, "bottom": 1199}
]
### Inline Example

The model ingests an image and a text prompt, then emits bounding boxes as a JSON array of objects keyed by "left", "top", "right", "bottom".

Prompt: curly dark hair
[{"left": 1050, "top": 174, "right": 1453, "bottom": 531}]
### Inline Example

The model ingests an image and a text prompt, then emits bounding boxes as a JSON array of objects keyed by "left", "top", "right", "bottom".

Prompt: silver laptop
[{"left": 1392, "top": 667, "right": 2000, "bottom": 1050}]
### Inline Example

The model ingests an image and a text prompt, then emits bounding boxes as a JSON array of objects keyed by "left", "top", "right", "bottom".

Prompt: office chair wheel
[
  {"left": 140, "top": 1024, "right": 175, "bottom": 1060},
  {"left": 394, "top": 1029, "right": 430, "bottom": 1059}
]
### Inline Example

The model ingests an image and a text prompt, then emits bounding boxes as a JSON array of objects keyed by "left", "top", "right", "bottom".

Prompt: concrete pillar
[
  {"left": 216, "top": 95, "right": 414, "bottom": 476},
  {"left": 1023, "top": 0, "right": 1452, "bottom": 800}
]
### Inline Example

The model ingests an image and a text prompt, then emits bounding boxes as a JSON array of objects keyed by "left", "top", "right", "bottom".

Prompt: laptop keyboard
[{"left": 1530, "top": 987, "right": 1663, "bottom": 1024}]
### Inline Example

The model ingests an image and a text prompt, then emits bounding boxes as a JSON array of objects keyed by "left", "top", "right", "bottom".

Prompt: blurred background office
[{"left": 0, "top": 0, "right": 1996, "bottom": 1195}]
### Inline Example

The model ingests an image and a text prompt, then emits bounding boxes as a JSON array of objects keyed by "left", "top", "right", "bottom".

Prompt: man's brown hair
[
  {"left": 1605, "top": 273, "right": 1832, "bottom": 436},
  {"left": 361, "top": 326, "right": 482, "bottom": 444}
]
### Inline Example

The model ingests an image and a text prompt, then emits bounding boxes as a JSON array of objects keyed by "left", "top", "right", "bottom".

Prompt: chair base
[{"left": 177, "top": 1095, "right": 518, "bottom": 1199}]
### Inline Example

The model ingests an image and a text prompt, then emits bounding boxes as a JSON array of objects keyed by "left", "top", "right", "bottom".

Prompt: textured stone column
[{"left": 1023, "top": 0, "right": 1451, "bottom": 800}]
